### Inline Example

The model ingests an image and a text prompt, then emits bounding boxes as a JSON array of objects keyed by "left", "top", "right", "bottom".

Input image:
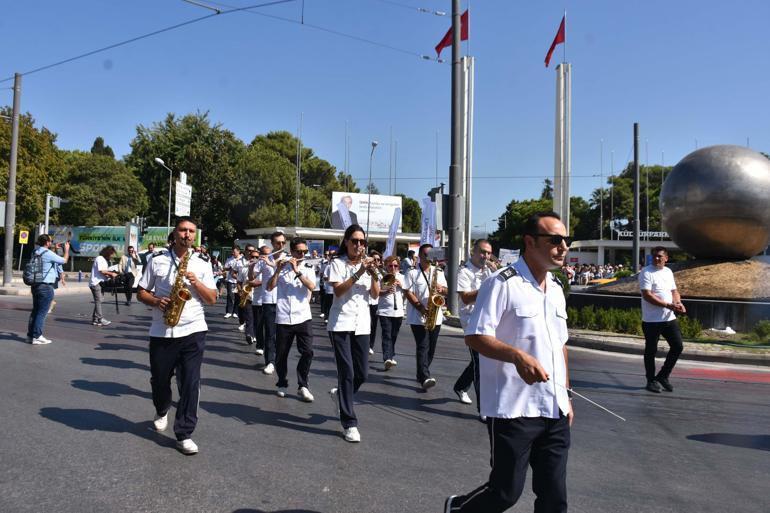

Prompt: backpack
[{"left": 23, "top": 251, "right": 46, "bottom": 286}]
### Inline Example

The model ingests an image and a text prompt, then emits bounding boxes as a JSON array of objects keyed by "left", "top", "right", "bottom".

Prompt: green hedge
[
  {"left": 567, "top": 305, "right": 701, "bottom": 338},
  {"left": 748, "top": 320, "right": 770, "bottom": 343}
]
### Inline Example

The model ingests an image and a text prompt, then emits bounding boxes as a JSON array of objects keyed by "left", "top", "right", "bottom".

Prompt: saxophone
[
  {"left": 424, "top": 265, "right": 445, "bottom": 331},
  {"left": 164, "top": 251, "right": 193, "bottom": 327},
  {"left": 239, "top": 282, "right": 253, "bottom": 308}
]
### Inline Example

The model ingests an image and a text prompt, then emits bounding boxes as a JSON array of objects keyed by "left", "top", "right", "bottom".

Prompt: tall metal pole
[
  {"left": 44, "top": 194, "right": 51, "bottom": 234},
  {"left": 610, "top": 150, "right": 614, "bottom": 241},
  {"left": 167, "top": 168, "right": 172, "bottom": 234},
  {"left": 295, "top": 113, "right": 303, "bottom": 227},
  {"left": 599, "top": 139, "right": 603, "bottom": 240},
  {"left": 365, "top": 141, "right": 378, "bottom": 240},
  {"left": 3, "top": 73, "right": 21, "bottom": 286},
  {"left": 633, "top": 123, "right": 640, "bottom": 272},
  {"left": 447, "top": 0, "right": 463, "bottom": 316}
]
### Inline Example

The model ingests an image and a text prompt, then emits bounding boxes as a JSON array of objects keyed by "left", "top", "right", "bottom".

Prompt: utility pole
[
  {"left": 633, "top": 123, "right": 640, "bottom": 272},
  {"left": 3, "top": 73, "right": 21, "bottom": 287},
  {"left": 447, "top": 0, "right": 463, "bottom": 316}
]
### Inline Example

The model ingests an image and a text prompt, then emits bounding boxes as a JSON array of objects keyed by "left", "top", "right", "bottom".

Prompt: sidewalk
[
  {"left": 0, "top": 272, "right": 93, "bottom": 296},
  {"left": 443, "top": 317, "right": 770, "bottom": 367}
]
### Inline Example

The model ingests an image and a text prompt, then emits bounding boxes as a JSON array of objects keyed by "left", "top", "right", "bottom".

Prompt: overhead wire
[{"left": 0, "top": 0, "right": 297, "bottom": 84}]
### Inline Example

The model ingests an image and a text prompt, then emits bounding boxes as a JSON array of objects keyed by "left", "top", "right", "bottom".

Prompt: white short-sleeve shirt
[
  {"left": 224, "top": 255, "right": 246, "bottom": 284},
  {"left": 404, "top": 265, "right": 448, "bottom": 326},
  {"left": 322, "top": 262, "right": 335, "bottom": 294},
  {"left": 89, "top": 255, "right": 111, "bottom": 287},
  {"left": 639, "top": 265, "right": 677, "bottom": 323},
  {"left": 465, "top": 258, "right": 571, "bottom": 420},
  {"left": 376, "top": 272, "right": 405, "bottom": 317},
  {"left": 327, "top": 256, "right": 373, "bottom": 335},
  {"left": 137, "top": 251, "right": 217, "bottom": 338},
  {"left": 256, "top": 257, "right": 279, "bottom": 305},
  {"left": 275, "top": 262, "right": 316, "bottom": 325},
  {"left": 457, "top": 261, "right": 492, "bottom": 329}
]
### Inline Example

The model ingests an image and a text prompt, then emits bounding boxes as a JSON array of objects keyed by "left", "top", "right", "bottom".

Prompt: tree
[
  {"left": 0, "top": 108, "right": 64, "bottom": 231},
  {"left": 125, "top": 112, "right": 245, "bottom": 242},
  {"left": 57, "top": 152, "right": 149, "bottom": 226},
  {"left": 540, "top": 178, "right": 553, "bottom": 200},
  {"left": 90, "top": 136, "right": 115, "bottom": 158},
  {"left": 396, "top": 194, "right": 421, "bottom": 233},
  {"left": 365, "top": 182, "right": 379, "bottom": 194},
  {"left": 489, "top": 198, "right": 553, "bottom": 251}
]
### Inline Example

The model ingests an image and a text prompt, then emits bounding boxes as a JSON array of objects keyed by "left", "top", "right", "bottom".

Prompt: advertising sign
[
  {"left": 330, "top": 192, "right": 402, "bottom": 234},
  {"left": 499, "top": 248, "right": 520, "bottom": 266},
  {"left": 175, "top": 181, "right": 192, "bottom": 217},
  {"left": 47, "top": 225, "right": 201, "bottom": 257}
]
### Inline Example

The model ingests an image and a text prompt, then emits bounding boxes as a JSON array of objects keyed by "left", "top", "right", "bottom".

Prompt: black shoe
[
  {"left": 444, "top": 495, "right": 459, "bottom": 513},
  {"left": 656, "top": 376, "right": 674, "bottom": 392},
  {"left": 646, "top": 380, "right": 663, "bottom": 393}
]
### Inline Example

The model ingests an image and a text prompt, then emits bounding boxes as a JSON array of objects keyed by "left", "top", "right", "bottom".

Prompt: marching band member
[
  {"left": 267, "top": 238, "right": 316, "bottom": 402},
  {"left": 223, "top": 246, "right": 245, "bottom": 320},
  {"left": 377, "top": 255, "right": 405, "bottom": 370},
  {"left": 251, "top": 246, "right": 271, "bottom": 356},
  {"left": 137, "top": 217, "right": 217, "bottom": 455},
  {"left": 326, "top": 224, "right": 380, "bottom": 442},
  {"left": 453, "top": 239, "right": 497, "bottom": 409},
  {"left": 445, "top": 212, "right": 573, "bottom": 513},
  {"left": 404, "top": 243, "right": 448, "bottom": 391},
  {"left": 320, "top": 251, "right": 335, "bottom": 323},
  {"left": 237, "top": 246, "right": 258, "bottom": 345},
  {"left": 255, "top": 231, "right": 287, "bottom": 375}
]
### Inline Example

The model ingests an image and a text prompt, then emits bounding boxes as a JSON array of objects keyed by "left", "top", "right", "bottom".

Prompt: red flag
[
  {"left": 435, "top": 10, "right": 469, "bottom": 58},
  {"left": 544, "top": 16, "right": 566, "bottom": 67}
]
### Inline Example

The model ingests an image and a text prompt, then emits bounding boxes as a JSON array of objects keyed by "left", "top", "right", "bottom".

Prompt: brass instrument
[
  {"left": 239, "top": 283, "right": 253, "bottom": 308},
  {"left": 424, "top": 266, "right": 445, "bottom": 331},
  {"left": 381, "top": 273, "right": 397, "bottom": 287},
  {"left": 164, "top": 251, "right": 192, "bottom": 327}
]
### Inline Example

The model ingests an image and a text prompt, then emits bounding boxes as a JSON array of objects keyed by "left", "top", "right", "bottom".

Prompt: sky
[{"left": 3, "top": 0, "right": 770, "bottom": 235}]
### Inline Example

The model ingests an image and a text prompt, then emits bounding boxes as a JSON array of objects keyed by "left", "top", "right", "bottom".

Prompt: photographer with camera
[
  {"left": 90, "top": 246, "right": 119, "bottom": 327},
  {"left": 26, "top": 235, "right": 70, "bottom": 345}
]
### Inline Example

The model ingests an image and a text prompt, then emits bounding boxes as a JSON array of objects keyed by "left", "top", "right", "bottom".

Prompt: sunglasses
[
  {"left": 294, "top": 249, "right": 308, "bottom": 254},
  {"left": 387, "top": 263, "right": 399, "bottom": 268},
  {"left": 349, "top": 238, "right": 366, "bottom": 246},
  {"left": 529, "top": 233, "right": 573, "bottom": 247}
]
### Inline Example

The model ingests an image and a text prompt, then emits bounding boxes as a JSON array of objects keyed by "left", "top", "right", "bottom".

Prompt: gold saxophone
[
  {"left": 164, "top": 251, "right": 192, "bottom": 327},
  {"left": 424, "top": 266, "right": 445, "bottom": 331},
  {"left": 239, "top": 283, "right": 253, "bottom": 308}
]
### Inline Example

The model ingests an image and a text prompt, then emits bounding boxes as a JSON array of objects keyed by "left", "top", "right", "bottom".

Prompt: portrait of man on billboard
[{"left": 331, "top": 195, "right": 358, "bottom": 230}]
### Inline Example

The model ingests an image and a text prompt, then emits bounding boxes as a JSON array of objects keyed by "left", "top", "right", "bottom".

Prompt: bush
[
  {"left": 566, "top": 307, "right": 579, "bottom": 328},
  {"left": 678, "top": 316, "right": 703, "bottom": 339},
  {"left": 614, "top": 270, "right": 633, "bottom": 279},
  {"left": 748, "top": 320, "right": 770, "bottom": 343},
  {"left": 578, "top": 305, "right": 596, "bottom": 330},
  {"left": 595, "top": 308, "right": 615, "bottom": 332},
  {"left": 551, "top": 269, "right": 571, "bottom": 298}
]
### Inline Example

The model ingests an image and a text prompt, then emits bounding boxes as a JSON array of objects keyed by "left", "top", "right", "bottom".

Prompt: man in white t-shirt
[
  {"left": 137, "top": 217, "right": 217, "bottom": 455},
  {"left": 639, "top": 247, "right": 686, "bottom": 394}
]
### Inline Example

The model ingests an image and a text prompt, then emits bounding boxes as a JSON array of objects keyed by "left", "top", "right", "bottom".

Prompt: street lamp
[
  {"left": 153, "top": 157, "right": 174, "bottom": 234},
  {"left": 365, "top": 141, "right": 378, "bottom": 239}
]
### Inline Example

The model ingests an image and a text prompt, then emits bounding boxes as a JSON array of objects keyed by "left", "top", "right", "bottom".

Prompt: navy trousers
[{"left": 330, "top": 331, "right": 370, "bottom": 429}]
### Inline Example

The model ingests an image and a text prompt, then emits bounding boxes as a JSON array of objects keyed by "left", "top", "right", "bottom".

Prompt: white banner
[
  {"left": 499, "top": 248, "right": 520, "bottom": 266},
  {"left": 175, "top": 181, "right": 192, "bottom": 216},
  {"left": 331, "top": 192, "right": 402, "bottom": 233},
  {"left": 420, "top": 197, "right": 436, "bottom": 246},
  {"left": 384, "top": 208, "right": 402, "bottom": 257}
]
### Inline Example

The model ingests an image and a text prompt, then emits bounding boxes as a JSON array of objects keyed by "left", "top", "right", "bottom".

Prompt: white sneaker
[
  {"left": 277, "top": 387, "right": 287, "bottom": 398},
  {"left": 263, "top": 363, "right": 275, "bottom": 375},
  {"left": 238, "top": 323, "right": 245, "bottom": 332},
  {"left": 298, "top": 387, "right": 314, "bottom": 402},
  {"left": 343, "top": 426, "right": 361, "bottom": 443},
  {"left": 391, "top": 359, "right": 398, "bottom": 367},
  {"left": 224, "top": 313, "right": 232, "bottom": 318},
  {"left": 319, "top": 313, "right": 325, "bottom": 318},
  {"left": 368, "top": 348, "right": 374, "bottom": 355},
  {"left": 153, "top": 413, "right": 168, "bottom": 431},
  {"left": 422, "top": 377, "right": 437, "bottom": 390},
  {"left": 176, "top": 438, "right": 198, "bottom": 455},
  {"left": 384, "top": 359, "right": 395, "bottom": 370},
  {"left": 255, "top": 348, "right": 264, "bottom": 356},
  {"left": 31, "top": 336, "right": 52, "bottom": 345},
  {"left": 455, "top": 390, "right": 473, "bottom": 405}
]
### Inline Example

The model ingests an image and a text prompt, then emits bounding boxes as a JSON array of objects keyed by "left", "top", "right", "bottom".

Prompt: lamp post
[
  {"left": 365, "top": 141, "right": 378, "bottom": 239},
  {"left": 154, "top": 157, "right": 174, "bottom": 234}
]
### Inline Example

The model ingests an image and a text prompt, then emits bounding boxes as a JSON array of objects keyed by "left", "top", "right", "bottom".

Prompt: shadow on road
[
  {"left": 95, "top": 342, "right": 148, "bottom": 353},
  {"left": 71, "top": 379, "right": 152, "bottom": 400},
  {"left": 201, "top": 401, "right": 339, "bottom": 438},
  {"left": 0, "top": 331, "right": 30, "bottom": 344},
  {"left": 687, "top": 433, "right": 770, "bottom": 451},
  {"left": 571, "top": 378, "right": 641, "bottom": 392},
  {"left": 39, "top": 407, "right": 175, "bottom": 448},
  {"left": 233, "top": 509, "right": 322, "bottom": 513},
  {"left": 81, "top": 357, "right": 150, "bottom": 371}
]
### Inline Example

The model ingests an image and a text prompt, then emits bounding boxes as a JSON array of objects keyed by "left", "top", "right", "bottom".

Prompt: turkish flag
[
  {"left": 544, "top": 16, "right": 566, "bottom": 67},
  {"left": 435, "top": 10, "right": 469, "bottom": 58}
]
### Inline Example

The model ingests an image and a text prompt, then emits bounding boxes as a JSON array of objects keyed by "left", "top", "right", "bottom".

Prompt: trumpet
[{"left": 381, "top": 273, "right": 397, "bottom": 287}]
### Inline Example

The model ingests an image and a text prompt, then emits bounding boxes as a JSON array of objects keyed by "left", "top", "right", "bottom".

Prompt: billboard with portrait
[{"left": 330, "top": 192, "right": 403, "bottom": 234}]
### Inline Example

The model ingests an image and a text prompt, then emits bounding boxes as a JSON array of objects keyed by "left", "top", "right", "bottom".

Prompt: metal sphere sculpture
[{"left": 660, "top": 145, "right": 770, "bottom": 259}]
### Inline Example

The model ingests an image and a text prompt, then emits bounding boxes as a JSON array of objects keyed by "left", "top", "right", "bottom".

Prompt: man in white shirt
[
  {"left": 267, "top": 238, "right": 316, "bottom": 402},
  {"left": 404, "top": 243, "right": 448, "bottom": 390},
  {"left": 255, "top": 231, "right": 287, "bottom": 375},
  {"left": 137, "top": 217, "right": 217, "bottom": 455},
  {"left": 89, "top": 246, "right": 119, "bottom": 327},
  {"left": 237, "top": 246, "right": 258, "bottom": 344},
  {"left": 453, "top": 239, "right": 497, "bottom": 407},
  {"left": 639, "top": 247, "right": 686, "bottom": 393},
  {"left": 445, "top": 211, "right": 573, "bottom": 513},
  {"left": 223, "top": 246, "right": 246, "bottom": 319}
]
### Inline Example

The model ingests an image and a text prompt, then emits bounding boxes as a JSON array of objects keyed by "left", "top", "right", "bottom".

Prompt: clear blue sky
[{"left": 3, "top": 0, "right": 769, "bottom": 234}]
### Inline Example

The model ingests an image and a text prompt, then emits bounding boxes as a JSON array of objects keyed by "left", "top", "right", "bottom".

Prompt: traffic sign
[{"left": 18, "top": 230, "right": 29, "bottom": 245}]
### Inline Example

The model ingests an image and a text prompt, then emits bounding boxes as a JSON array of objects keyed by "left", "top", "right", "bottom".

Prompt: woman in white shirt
[
  {"left": 377, "top": 255, "right": 405, "bottom": 370},
  {"left": 326, "top": 224, "right": 380, "bottom": 443}
]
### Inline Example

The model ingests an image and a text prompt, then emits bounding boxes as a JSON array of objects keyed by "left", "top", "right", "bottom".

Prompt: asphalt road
[{"left": 1, "top": 292, "right": 768, "bottom": 513}]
